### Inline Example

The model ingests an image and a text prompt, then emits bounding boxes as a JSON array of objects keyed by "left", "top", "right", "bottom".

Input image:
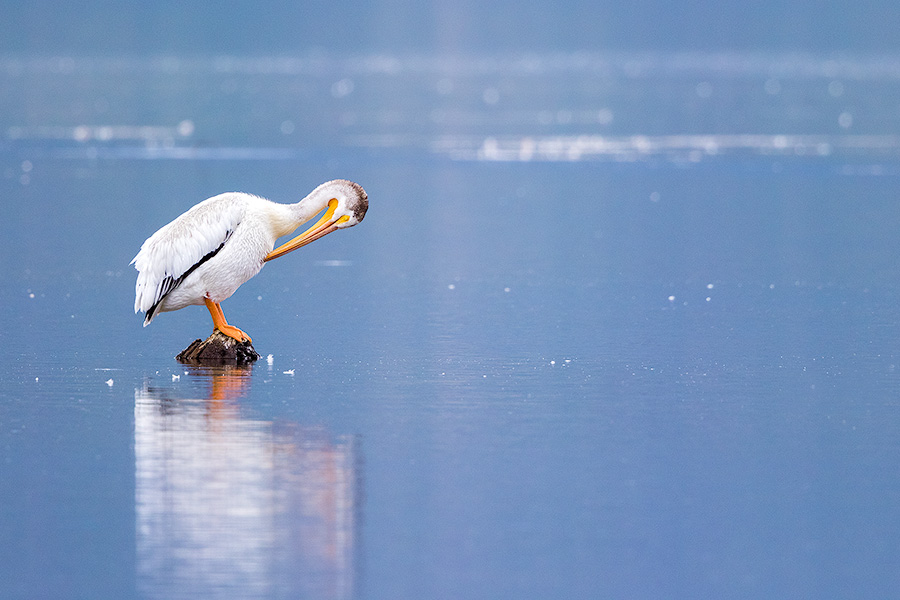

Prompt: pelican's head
[
  {"left": 265, "top": 179, "right": 368, "bottom": 261},
  {"left": 329, "top": 179, "right": 369, "bottom": 228}
]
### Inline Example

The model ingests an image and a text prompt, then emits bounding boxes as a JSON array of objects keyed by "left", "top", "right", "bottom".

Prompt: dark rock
[{"left": 176, "top": 330, "right": 260, "bottom": 364}]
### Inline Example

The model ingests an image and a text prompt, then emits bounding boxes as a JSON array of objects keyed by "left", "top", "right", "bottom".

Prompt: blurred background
[{"left": 3, "top": 0, "right": 900, "bottom": 55}]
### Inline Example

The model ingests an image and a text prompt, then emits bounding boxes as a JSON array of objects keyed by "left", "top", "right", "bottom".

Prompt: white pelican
[{"left": 132, "top": 179, "right": 368, "bottom": 342}]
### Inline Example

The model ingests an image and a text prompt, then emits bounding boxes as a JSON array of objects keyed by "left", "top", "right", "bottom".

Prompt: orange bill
[{"left": 264, "top": 199, "right": 350, "bottom": 262}]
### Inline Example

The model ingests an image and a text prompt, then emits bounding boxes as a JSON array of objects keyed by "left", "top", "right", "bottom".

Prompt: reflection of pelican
[
  {"left": 132, "top": 180, "right": 368, "bottom": 341},
  {"left": 134, "top": 366, "right": 360, "bottom": 599}
]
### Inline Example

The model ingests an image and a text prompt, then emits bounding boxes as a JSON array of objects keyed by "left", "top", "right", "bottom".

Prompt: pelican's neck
[{"left": 271, "top": 186, "right": 335, "bottom": 238}]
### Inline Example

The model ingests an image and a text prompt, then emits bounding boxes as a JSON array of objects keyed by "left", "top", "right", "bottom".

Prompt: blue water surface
[{"left": 1, "top": 54, "right": 900, "bottom": 599}]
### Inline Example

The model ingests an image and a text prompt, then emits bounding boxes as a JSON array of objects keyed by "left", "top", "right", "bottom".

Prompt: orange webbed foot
[{"left": 215, "top": 324, "right": 252, "bottom": 343}]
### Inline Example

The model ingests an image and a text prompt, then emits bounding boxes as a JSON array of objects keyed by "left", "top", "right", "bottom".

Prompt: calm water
[{"left": 2, "top": 54, "right": 900, "bottom": 599}]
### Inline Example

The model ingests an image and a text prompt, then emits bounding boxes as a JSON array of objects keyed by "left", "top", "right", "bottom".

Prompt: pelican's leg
[{"left": 203, "top": 296, "right": 252, "bottom": 342}]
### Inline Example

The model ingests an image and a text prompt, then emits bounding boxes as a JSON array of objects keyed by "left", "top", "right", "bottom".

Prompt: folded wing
[{"left": 131, "top": 195, "right": 245, "bottom": 325}]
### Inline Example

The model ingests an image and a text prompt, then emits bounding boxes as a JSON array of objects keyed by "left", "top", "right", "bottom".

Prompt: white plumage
[{"left": 132, "top": 179, "right": 367, "bottom": 341}]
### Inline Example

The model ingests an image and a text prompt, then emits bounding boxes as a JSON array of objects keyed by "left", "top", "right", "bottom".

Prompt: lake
[{"left": 2, "top": 53, "right": 900, "bottom": 599}]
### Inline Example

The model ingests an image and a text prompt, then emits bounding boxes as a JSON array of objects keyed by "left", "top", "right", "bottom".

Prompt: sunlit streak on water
[{"left": 430, "top": 133, "right": 900, "bottom": 162}]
